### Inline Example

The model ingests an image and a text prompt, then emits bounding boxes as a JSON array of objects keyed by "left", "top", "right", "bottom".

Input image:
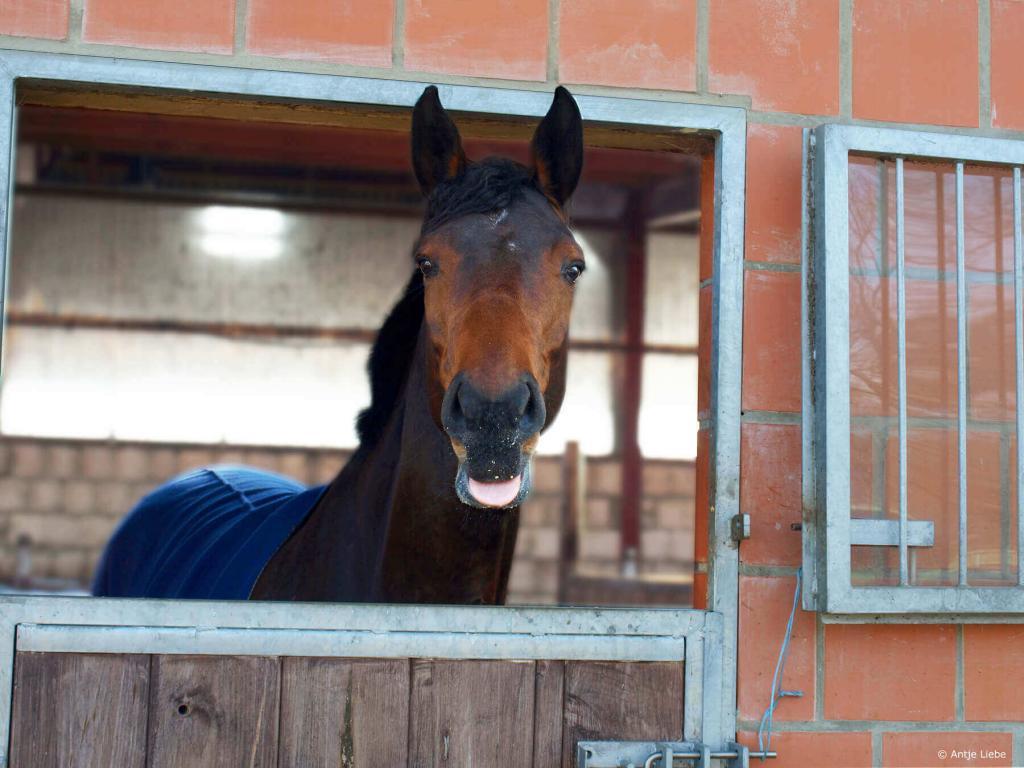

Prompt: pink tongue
[{"left": 468, "top": 475, "right": 522, "bottom": 508}]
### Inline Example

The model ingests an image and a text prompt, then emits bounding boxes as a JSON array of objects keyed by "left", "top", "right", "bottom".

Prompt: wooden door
[{"left": 10, "top": 652, "right": 685, "bottom": 768}]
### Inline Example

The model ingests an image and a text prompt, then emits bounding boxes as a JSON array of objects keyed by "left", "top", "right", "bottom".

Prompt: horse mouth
[{"left": 455, "top": 462, "right": 532, "bottom": 509}]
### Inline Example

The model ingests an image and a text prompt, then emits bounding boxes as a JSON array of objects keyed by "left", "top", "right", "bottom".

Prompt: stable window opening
[{"left": 1, "top": 87, "right": 711, "bottom": 609}]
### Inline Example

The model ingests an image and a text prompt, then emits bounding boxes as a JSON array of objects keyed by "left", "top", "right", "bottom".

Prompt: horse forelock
[{"left": 420, "top": 157, "right": 564, "bottom": 235}]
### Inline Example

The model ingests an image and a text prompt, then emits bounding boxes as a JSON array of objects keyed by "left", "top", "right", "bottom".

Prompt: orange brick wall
[{"left": 2, "top": 1, "right": 1024, "bottom": 764}]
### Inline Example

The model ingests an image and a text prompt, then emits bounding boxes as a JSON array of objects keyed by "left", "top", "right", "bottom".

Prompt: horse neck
[{"left": 320, "top": 327, "right": 520, "bottom": 604}]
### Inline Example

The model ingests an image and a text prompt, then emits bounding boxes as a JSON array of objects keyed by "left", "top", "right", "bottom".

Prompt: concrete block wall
[
  {"left": 0, "top": 437, "right": 694, "bottom": 603},
  {"left": 0, "top": 437, "right": 348, "bottom": 586},
  {"left": 3, "top": 0, "right": 1024, "bottom": 763},
  {"left": 509, "top": 457, "right": 696, "bottom": 603}
]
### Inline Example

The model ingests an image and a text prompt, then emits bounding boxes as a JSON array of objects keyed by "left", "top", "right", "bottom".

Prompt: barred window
[{"left": 805, "top": 125, "right": 1024, "bottom": 615}]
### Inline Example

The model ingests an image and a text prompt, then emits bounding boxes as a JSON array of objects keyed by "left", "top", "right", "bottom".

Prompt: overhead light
[{"left": 196, "top": 206, "right": 286, "bottom": 260}]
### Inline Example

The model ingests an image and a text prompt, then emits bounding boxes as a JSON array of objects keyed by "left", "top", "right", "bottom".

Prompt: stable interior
[{"left": 0, "top": 88, "right": 708, "bottom": 606}]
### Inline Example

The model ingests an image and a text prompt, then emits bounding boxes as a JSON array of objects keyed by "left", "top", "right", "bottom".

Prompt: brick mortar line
[
  {"left": 956, "top": 624, "right": 966, "bottom": 721},
  {"left": 392, "top": 0, "right": 405, "bottom": 69},
  {"left": 695, "top": 0, "right": 709, "bottom": 94},
  {"left": 232, "top": 0, "right": 247, "bottom": 56},
  {"left": 744, "top": 260, "right": 801, "bottom": 273},
  {"left": 740, "top": 411, "right": 801, "bottom": 425},
  {"left": 872, "top": 730, "right": 882, "bottom": 768},
  {"left": 737, "top": 720, "right": 1024, "bottom": 733},
  {"left": 0, "top": 435, "right": 349, "bottom": 454},
  {"left": 748, "top": 110, "right": 1024, "bottom": 139},
  {"left": 737, "top": 564, "right": 800, "bottom": 577},
  {"left": 0, "top": 36, "right": 751, "bottom": 107},
  {"left": 6, "top": 544, "right": 99, "bottom": 553},
  {"left": 815, "top": 613, "right": 825, "bottom": 721},
  {"left": 979, "top": 0, "right": 992, "bottom": 129},
  {"left": 745, "top": 107, "right": 1024, "bottom": 138},
  {"left": 546, "top": 0, "right": 559, "bottom": 84},
  {"left": 839, "top": 0, "right": 852, "bottom": 118},
  {"left": 67, "top": 0, "right": 84, "bottom": 44}
]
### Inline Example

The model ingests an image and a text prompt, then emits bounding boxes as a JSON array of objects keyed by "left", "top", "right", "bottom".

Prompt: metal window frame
[
  {"left": 803, "top": 122, "right": 1024, "bottom": 618},
  {"left": 0, "top": 49, "right": 748, "bottom": 762}
]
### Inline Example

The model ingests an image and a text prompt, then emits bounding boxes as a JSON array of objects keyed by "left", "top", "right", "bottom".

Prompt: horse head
[{"left": 411, "top": 86, "right": 584, "bottom": 510}]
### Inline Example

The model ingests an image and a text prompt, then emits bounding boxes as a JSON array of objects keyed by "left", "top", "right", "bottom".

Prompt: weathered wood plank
[
  {"left": 409, "top": 659, "right": 535, "bottom": 768},
  {"left": 10, "top": 651, "right": 149, "bottom": 768},
  {"left": 146, "top": 655, "right": 279, "bottom": 768},
  {"left": 278, "top": 657, "right": 409, "bottom": 767},
  {"left": 562, "top": 661, "right": 684, "bottom": 766},
  {"left": 532, "top": 660, "right": 565, "bottom": 768}
]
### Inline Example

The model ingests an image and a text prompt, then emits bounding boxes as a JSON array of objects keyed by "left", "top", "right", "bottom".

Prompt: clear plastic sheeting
[
  {"left": 1, "top": 327, "right": 370, "bottom": 447},
  {"left": 569, "top": 228, "right": 627, "bottom": 343},
  {"left": 3, "top": 196, "right": 699, "bottom": 456},
  {"left": 640, "top": 354, "right": 698, "bottom": 460},
  {"left": 8, "top": 195, "right": 419, "bottom": 329},
  {"left": 847, "top": 156, "right": 1020, "bottom": 587},
  {"left": 535, "top": 350, "right": 618, "bottom": 456},
  {"left": 644, "top": 233, "right": 699, "bottom": 347}
]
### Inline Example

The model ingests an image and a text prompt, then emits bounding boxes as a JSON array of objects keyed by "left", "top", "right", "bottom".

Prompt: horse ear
[
  {"left": 530, "top": 86, "right": 584, "bottom": 206},
  {"left": 411, "top": 86, "right": 467, "bottom": 196}
]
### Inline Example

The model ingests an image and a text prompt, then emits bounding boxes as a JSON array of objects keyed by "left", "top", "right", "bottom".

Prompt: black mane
[
  {"left": 421, "top": 158, "right": 542, "bottom": 234},
  {"left": 354, "top": 269, "right": 424, "bottom": 448},
  {"left": 355, "top": 158, "right": 550, "bottom": 448}
]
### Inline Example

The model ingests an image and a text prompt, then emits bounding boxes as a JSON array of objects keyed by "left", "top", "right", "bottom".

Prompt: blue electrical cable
[{"left": 757, "top": 568, "right": 803, "bottom": 761}]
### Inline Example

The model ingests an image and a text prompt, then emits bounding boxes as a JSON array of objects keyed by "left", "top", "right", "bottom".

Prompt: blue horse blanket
[{"left": 92, "top": 466, "right": 327, "bottom": 599}]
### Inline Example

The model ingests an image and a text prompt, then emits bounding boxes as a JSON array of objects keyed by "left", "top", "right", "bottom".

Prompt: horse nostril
[
  {"left": 519, "top": 376, "right": 546, "bottom": 435},
  {"left": 441, "top": 375, "right": 468, "bottom": 434},
  {"left": 512, "top": 381, "right": 531, "bottom": 417},
  {"left": 456, "top": 381, "right": 482, "bottom": 422}
]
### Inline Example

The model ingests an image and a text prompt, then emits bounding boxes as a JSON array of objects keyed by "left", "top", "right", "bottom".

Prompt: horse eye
[
  {"left": 562, "top": 262, "right": 585, "bottom": 285},
  {"left": 417, "top": 257, "right": 437, "bottom": 277}
]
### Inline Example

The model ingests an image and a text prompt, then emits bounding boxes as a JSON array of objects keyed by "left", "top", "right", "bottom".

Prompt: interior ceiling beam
[{"left": 18, "top": 103, "right": 701, "bottom": 186}]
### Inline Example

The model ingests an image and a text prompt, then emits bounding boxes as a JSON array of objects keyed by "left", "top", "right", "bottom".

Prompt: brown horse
[
  {"left": 93, "top": 86, "right": 584, "bottom": 604},
  {"left": 251, "top": 86, "right": 584, "bottom": 603}
]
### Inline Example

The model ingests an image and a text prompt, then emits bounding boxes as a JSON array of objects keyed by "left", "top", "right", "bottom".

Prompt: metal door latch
[
  {"left": 577, "top": 741, "right": 777, "bottom": 768},
  {"left": 730, "top": 513, "right": 751, "bottom": 543}
]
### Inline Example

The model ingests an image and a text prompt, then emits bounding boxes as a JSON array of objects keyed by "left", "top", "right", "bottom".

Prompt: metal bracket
[
  {"left": 730, "top": 513, "right": 751, "bottom": 543},
  {"left": 724, "top": 742, "right": 750, "bottom": 768},
  {"left": 576, "top": 741, "right": 775, "bottom": 767},
  {"left": 849, "top": 518, "right": 934, "bottom": 547}
]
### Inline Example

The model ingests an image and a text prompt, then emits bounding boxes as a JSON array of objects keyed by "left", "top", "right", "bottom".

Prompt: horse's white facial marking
[{"left": 490, "top": 208, "right": 509, "bottom": 227}]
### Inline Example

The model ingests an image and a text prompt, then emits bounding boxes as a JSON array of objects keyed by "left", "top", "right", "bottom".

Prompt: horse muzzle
[{"left": 441, "top": 372, "right": 545, "bottom": 509}]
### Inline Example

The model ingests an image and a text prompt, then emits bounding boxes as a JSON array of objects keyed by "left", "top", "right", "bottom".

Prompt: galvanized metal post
[
  {"left": 1014, "top": 167, "right": 1024, "bottom": 588},
  {"left": 956, "top": 162, "right": 969, "bottom": 587},
  {"left": 0, "top": 71, "right": 15, "bottom": 768},
  {"left": 895, "top": 157, "right": 909, "bottom": 586}
]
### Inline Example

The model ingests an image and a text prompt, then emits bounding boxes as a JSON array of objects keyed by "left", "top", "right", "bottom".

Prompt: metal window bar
[
  {"left": 893, "top": 158, "right": 974, "bottom": 589},
  {"left": 1015, "top": 166, "right": 1024, "bottom": 587},
  {"left": 895, "top": 158, "right": 909, "bottom": 586},
  {"left": 806, "top": 123, "right": 1024, "bottom": 616},
  {"left": 955, "top": 162, "right": 969, "bottom": 587}
]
